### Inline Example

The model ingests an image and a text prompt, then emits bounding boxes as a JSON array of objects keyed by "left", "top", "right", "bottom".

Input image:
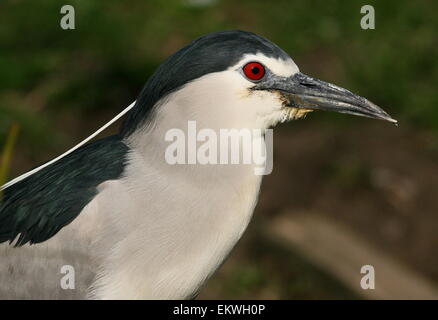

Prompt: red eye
[{"left": 243, "top": 62, "right": 265, "bottom": 81}]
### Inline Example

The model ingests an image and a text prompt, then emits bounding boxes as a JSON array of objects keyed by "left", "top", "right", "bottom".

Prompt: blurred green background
[{"left": 1, "top": 0, "right": 437, "bottom": 299}]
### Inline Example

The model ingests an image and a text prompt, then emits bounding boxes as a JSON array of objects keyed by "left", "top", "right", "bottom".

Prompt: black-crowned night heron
[{"left": 0, "top": 30, "right": 396, "bottom": 299}]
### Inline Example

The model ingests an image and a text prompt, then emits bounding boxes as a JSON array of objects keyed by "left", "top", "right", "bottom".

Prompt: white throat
[{"left": 92, "top": 93, "right": 266, "bottom": 299}]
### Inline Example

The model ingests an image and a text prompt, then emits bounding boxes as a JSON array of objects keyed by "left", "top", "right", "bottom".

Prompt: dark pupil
[{"left": 251, "top": 66, "right": 260, "bottom": 74}]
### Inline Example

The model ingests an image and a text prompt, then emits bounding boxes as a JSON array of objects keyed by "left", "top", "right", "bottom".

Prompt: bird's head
[{"left": 121, "top": 30, "right": 396, "bottom": 136}]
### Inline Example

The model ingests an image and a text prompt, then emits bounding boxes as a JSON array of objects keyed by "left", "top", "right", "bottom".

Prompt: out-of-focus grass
[{"left": 0, "top": 123, "right": 20, "bottom": 197}]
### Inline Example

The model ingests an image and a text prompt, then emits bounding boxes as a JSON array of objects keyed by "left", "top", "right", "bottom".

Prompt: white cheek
[
  {"left": 241, "top": 89, "right": 284, "bottom": 126},
  {"left": 154, "top": 70, "right": 285, "bottom": 131},
  {"left": 151, "top": 71, "right": 246, "bottom": 130},
  {"left": 191, "top": 72, "right": 284, "bottom": 128}
]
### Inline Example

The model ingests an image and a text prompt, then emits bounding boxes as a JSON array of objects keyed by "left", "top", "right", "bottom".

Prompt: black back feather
[{"left": 0, "top": 135, "right": 129, "bottom": 246}]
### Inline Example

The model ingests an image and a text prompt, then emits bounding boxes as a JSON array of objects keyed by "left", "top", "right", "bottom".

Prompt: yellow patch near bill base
[{"left": 283, "top": 107, "right": 314, "bottom": 121}]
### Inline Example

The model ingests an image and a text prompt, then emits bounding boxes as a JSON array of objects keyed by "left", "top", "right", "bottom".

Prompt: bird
[{"left": 0, "top": 30, "right": 396, "bottom": 300}]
